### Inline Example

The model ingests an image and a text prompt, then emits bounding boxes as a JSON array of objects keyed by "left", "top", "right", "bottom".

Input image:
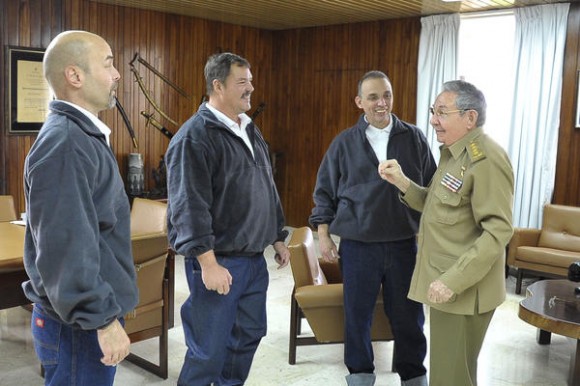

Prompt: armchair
[
  {"left": 288, "top": 226, "right": 395, "bottom": 368},
  {"left": 124, "top": 198, "right": 174, "bottom": 379},
  {"left": 507, "top": 204, "right": 580, "bottom": 294}
]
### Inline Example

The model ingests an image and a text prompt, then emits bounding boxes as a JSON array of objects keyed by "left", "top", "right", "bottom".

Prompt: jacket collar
[
  {"left": 446, "top": 127, "right": 484, "bottom": 159},
  {"left": 49, "top": 100, "right": 105, "bottom": 140},
  {"left": 354, "top": 113, "right": 407, "bottom": 136}
]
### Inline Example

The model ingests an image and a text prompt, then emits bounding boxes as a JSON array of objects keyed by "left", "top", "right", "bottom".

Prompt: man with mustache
[
  {"left": 310, "top": 71, "right": 436, "bottom": 386},
  {"left": 378, "top": 80, "right": 514, "bottom": 385},
  {"left": 165, "top": 52, "right": 290, "bottom": 385},
  {"left": 23, "top": 30, "right": 138, "bottom": 385}
]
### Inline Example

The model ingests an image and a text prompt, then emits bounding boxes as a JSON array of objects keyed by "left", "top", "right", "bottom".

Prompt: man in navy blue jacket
[
  {"left": 310, "top": 71, "right": 436, "bottom": 386},
  {"left": 165, "top": 52, "right": 290, "bottom": 385},
  {"left": 23, "top": 30, "right": 138, "bottom": 386}
]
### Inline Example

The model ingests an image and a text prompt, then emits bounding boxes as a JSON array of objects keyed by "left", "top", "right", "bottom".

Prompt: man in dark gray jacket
[
  {"left": 310, "top": 71, "right": 436, "bottom": 386},
  {"left": 23, "top": 30, "right": 138, "bottom": 386},
  {"left": 165, "top": 52, "right": 290, "bottom": 386}
]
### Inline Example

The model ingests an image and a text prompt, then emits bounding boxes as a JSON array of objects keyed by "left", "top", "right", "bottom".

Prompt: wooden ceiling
[{"left": 92, "top": 0, "right": 575, "bottom": 30}]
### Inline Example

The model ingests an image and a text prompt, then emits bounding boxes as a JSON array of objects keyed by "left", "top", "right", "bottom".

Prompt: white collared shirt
[
  {"left": 206, "top": 103, "right": 254, "bottom": 158},
  {"left": 60, "top": 101, "right": 112, "bottom": 146},
  {"left": 365, "top": 115, "right": 392, "bottom": 162}
]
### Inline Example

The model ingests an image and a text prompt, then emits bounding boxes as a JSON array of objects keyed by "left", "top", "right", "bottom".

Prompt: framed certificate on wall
[
  {"left": 6, "top": 46, "right": 50, "bottom": 134},
  {"left": 576, "top": 70, "right": 580, "bottom": 129}
]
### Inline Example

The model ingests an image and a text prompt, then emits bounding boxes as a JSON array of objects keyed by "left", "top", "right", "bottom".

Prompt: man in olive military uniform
[{"left": 378, "top": 80, "right": 514, "bottom": 386}]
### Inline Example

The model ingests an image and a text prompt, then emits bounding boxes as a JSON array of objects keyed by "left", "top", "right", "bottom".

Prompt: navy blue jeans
[
  {"left": 178, "top": 255, "right": 269, "bottom": 386},
  {"left": 31, "top": 304, "right": 117, "bottom": 386},
  {"left": 339, "top": 238, "right": 427, "bottom": 381}
]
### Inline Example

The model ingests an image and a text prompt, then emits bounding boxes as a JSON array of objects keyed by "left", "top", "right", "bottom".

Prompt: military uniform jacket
[{"left": 402, "top": 127, "right": 514, "bottom": 315}]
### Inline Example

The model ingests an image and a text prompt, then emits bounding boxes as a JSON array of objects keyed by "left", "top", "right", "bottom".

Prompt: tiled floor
[{"left": 0, "top": 232, "right": 573, "bottom": 386}]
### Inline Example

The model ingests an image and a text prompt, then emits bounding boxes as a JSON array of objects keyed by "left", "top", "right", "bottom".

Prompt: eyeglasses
[{"left": 429, "top": 106, "right": 467, "bottom": 118}]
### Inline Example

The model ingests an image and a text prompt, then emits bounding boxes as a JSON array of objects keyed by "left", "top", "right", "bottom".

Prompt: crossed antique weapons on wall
[
  {"left": 116, "top": 52, "right": 267, "bottom": 147},
  {"left": 115, "top": 52, "right": 270, "bottom": 198},
  {"left": 128, "top": 52, "right": 185, "bottom": 142}
]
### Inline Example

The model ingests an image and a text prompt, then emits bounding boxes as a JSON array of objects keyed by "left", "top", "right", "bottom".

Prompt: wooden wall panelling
[
  {"left": 270, "top": 18, "right": 421, "bottom": 227},
  {"left": 0, "top": 0, "right": 7, "bottom": 194},
  {"left": 379, "top": 17, "right": 421, "bottom": 123},
  {"left": 1, "top": 1, "right": 15, "bottom": 197},
  {"left": 0, "top": 0, "right": 274, "bottom": 213},
  {"left": 1, "top": 0, "right": 579, "bottom": 224},
  {"left": 270, "top": 28, "right": 322, "bottom": 228},
  {"left": 0, "top": 1, "right": 4, "bottom": 194},
  {"left": 63, "top": 0, "right": 82, "bottom": 29},
  {"left": 553, "top": 3, "right": 580, "bottom": 207},
  {"left": 0, "top": 0, "right": 62, "bottom": 212}
]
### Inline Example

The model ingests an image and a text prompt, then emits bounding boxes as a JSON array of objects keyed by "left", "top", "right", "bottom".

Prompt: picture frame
[
  {"left": 576, "top": 70, "right": 580, "bottom": 129},
  {"left": 6, "top": 46, "right": 50, "bottom": 134}
]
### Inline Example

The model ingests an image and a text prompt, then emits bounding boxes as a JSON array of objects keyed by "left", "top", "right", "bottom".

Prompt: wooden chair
[
  {"left": 0, "top": 195, "right": 17, "bottom": 222},
  {"left": 124, "top": 198, "right": 174, "bottom": 379},
  {"left": 288, "top": 227, "right": 395, "bottom": 369},
  {"left": 39, "top": 198, "right": 174, "bottom": 379}
]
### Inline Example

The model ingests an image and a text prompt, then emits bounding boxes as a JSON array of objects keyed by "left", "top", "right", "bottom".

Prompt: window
[{"left": 458, "top": 12, "right": 515, "bottom": 149}]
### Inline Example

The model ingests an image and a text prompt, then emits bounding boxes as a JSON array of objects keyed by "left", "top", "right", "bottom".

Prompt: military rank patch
[
  {"left": 468, "top": 141, "right": 485, "bottom": 161},
  {"left": 441, "top": 172, "right": 463, "bottom": 193}
]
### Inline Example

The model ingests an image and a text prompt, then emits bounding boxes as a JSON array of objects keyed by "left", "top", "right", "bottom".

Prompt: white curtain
[
  {"left": 508, "top": 3, "right": 570, "bottom": 228},
  {"left": 416, "top": 14, "right": 460, "bottom": 161}
]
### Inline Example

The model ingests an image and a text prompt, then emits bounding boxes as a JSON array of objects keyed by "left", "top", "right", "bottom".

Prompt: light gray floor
[{"left": 0, "top": 232, "right": 572, "bottom": 386}]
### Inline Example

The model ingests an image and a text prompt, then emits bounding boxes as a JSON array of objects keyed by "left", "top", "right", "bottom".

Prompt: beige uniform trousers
[{"left": 429, "top": 307, "right": 494, "bottom": 386}]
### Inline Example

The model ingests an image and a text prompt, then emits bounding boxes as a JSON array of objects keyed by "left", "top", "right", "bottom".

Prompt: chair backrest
[
  {"left": 0, "top": 195, "right": 17, "bottom": 222},
  {"left": 130, "top": 198, "right": 167, "bottom": 236},
  {"left": 538, "top": 204, "right": 580, "bottom": 252},
  {"left": 125, "top": 198, "right": 169, "bottom": 334},
  {"left": 288, "top": 227, "right": 328, "bottom": 288}
]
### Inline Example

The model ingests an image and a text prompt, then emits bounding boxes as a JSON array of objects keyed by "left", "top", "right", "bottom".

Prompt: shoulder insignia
[{"left": 468, "top": 141, "right": 486, "bottom": 162}]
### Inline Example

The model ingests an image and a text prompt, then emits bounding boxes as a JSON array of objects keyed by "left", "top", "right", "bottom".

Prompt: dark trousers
[
  {"left": 339, "top": 238, "right": 427, "bottom": 381},
  {"left": 178, "top": 255, "right": 269, "bottom": 386},
  {"left": 31, "top": 304, "right": 118, "bottom": 386}
]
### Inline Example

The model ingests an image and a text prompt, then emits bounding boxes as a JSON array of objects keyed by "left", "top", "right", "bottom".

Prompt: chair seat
[
  {"left": 294, "top": 283, "right": 343, "bottom": 308},
  {"left": 516, "top": 246, "right": 580, "bottom": 267}
]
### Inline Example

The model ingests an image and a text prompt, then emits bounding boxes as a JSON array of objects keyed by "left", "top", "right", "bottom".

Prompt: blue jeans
[
  {"left": 31, "top": 304, "right": 118, "bottom": 386},
  {"left": 178, "top": 255, "right": 269, "bottom": 386},
  {"left": 340, "top": 238, "right": 427, "bottom": 381}
]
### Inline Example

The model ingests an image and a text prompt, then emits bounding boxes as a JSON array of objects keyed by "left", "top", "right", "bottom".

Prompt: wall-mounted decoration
[
  {"left": 576, "top": 70, "right": 580, "bottom": 129},
  {"left": 6, "top": 46, "right": 50, "bottom": 134}
]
